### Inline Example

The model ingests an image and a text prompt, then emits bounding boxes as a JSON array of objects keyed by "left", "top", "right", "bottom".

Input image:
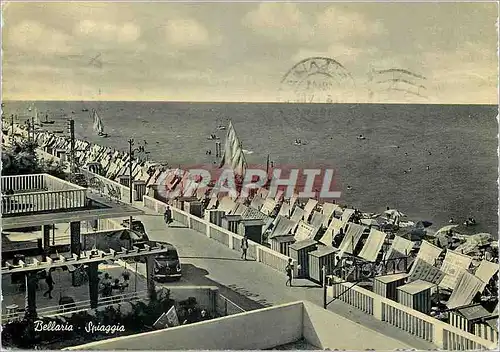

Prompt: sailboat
[
  {"left": 92, "top": 109, "right": 108, "bottom": 137},
  {"left": 33, "top": 107, "right": 42, "bottom": 126},
  {"left": 219, "top": 121, "right": 247, "bottom": 182},
  {"left": 42, "top": 111, "right": 55, "bottom": 124},
  {"left": 218, "top": 121, "right": 273, "bottom": 196}
]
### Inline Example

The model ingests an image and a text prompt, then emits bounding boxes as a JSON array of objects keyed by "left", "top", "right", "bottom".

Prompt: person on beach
[
  {"left": 285, "top": 259, "right": 294, "bottom": 287},
  {"left": 164, "top": 206, "right": 172, "bottom": 225},
  {"left": 241, "top": 235, "right": 249, "bottom": 260},
  {"left": 43, "top": 269, "right": 55, "bottom": 299}
]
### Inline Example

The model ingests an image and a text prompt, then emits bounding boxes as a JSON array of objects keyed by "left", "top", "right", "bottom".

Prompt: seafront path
[{"left": 127, "top": 201, "right": 436, "bottom": 349}]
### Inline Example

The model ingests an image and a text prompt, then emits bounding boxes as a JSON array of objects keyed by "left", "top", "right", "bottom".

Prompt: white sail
[
  {"left": 33, "top": 107, "right": 41, "bottom": 125},
  {"left": 219, "top": 121, "right": 247, "bottom": 177},
  {"left": 93, "top": 109, "right": 105, "bottom": 135}
]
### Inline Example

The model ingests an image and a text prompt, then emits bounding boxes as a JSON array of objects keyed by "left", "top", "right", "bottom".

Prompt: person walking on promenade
[
  {"left": 43, "top": 269, "right": 55, "bottom": 299},
  {"left": 285, "top": 259, "right": 294, "bottom": 287},
  {"left": 164, "top": 206, "right": 172, "bottom": 226},
  {"left": 241, "top": 235, "right": 249, "bottom": 260}
]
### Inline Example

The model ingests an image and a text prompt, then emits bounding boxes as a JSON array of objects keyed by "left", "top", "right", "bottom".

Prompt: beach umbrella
[
  {"left": 470, "top": 233, "right": 493, "bottom": 246},
  {"left": 384, "top": 209, "right": 406, "bottom": 217},
  {"left": 360, "top": 218, "right": 379, "bottom": 227},
  {"left": 434, "top": 224, "right": 458, "bottom": 236},
  {"left": 455, "top": 241, "right": 481, "bottom": 255}
]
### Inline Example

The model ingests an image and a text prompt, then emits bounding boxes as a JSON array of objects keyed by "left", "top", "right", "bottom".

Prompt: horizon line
[{"left": 1, "top": 99, "right": 497, "bottom": 106}]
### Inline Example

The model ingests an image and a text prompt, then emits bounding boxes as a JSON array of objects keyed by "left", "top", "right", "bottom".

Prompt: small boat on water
[
  {"left": 42, "top": 113, "right": 55, "bottom": 125},
  {"left": 294, "top": 139, "right": 305, "bottom": 146},
  {"left": 92, "top": 109, "right": 108, "bottom": 138},
  {"left": 207, "top": 134, "right": 220, "bottom": 140},
  {"left": 217, "top": 125, "right": 226, "bottom": 131}
]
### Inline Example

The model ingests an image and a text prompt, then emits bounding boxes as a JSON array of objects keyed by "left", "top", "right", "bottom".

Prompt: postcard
[{"left": 1, "top": 1, "right": 498, "bottom": 351}]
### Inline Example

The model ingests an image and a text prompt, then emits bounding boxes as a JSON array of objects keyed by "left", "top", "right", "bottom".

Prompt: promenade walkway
[{"left": 127, "top": 202, "right": 437, "bottom": 349}]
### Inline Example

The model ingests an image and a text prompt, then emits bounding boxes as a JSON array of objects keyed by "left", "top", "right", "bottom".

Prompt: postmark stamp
[{"left": 278, "top": 57, "right": 356, "bottom": 104}]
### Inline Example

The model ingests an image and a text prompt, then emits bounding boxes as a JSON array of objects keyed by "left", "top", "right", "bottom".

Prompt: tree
[{"left": 1, "top": 140, "right": 67, "bottom": 179}]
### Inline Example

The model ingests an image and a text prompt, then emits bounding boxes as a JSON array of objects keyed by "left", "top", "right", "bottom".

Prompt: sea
[{"left": 3, "top": 101, "right": 498, "bottom": 236}]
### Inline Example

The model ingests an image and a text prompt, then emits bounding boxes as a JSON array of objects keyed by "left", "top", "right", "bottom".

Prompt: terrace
[
  {"left": 1, "top": 174, "right": 142, "bottom": 231},
  {"left": 2, "top": 174, "right": 87, "bottom": 216}
]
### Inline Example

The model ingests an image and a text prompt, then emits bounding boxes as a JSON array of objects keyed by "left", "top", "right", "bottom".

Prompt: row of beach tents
[{"left": 210, "top": 191, "right": 498, "bottom": 310}]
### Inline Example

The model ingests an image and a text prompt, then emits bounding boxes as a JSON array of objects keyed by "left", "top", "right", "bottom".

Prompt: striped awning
[
  {"left": 321, "top": 202, "right": 339, "bottom": 226},
  {"left": 290, "top": 206, "right": 305, "bottom": 223},
  {"left": 277, "top": 202, "right": 291, "bottom": 217},
  {"left": 250, "top": 196, "right": 265, "bottom": 211},
  {"left": 439, "top": 250, "right": 473, "bottom": 290},
  {"left": 218, "top": 196, "right": 236, "bottom": 213},
  {"left": 408, "top": 259, "right": 445, "bottom": 285},
  {"left": 310, "top": 211, "right": 326, "bottom": 229},
  {"left": 339, "top": 223, "right": 366, "bottom": 255},
  {"left": 474, "top": 260, "right": 499, "bottom": 292},
  {"left": 319, "top": 218, "right": 343, "bottom": 247},
  {"left": 294, "top": 221, "right": 318, "bottom": 242},
  {"left": 269, "top": 216, "right": 297, "bottom": 239},
  {"left": 358, "top": 229, "right": 387, "bottom": 262},
  {"left": 303, "top": 199, "right": 318, "bottom": 222},
  {"left": 384, "top": 236, "right": 414, "bottom": 261},
  {"left": 447, "top": 272, "right": 485, "bottom": 309},
  {"left": 260, "top": 198, "right": 277, "bottom": 216},
  {"left": 341, "top": 208, "right": 356, "bottom": 223}
]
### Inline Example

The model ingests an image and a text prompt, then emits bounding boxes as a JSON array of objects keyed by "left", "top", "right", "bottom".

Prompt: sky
[{"left": 1, "top": 1, "right": 498, "bottom": 104}]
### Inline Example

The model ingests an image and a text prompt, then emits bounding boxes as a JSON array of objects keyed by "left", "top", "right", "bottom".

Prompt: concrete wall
[
  {"left": 66, "top": 302, "right": 303, "bottom": 350},
  {"left": 302, "top": 301, "right": 414, "bottom": 350}
]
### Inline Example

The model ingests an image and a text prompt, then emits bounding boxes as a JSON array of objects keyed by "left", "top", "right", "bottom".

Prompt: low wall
[
  {"left": 302, "top": 300, "right": 415, "bottom": 350},
  {"left": 35, "top": 148, "right": 137, "bottom": 203},
  {"left": 65, "top": 301, "right": 303, "bottom": 350},
  {"left": 143, "top": 196, "right": 297, "bottom": 276},
  {"left": 328, "top": 277, "right": 494, "bottom": 350},
  {"left": 80, "top": 169, "right": 136, "bottom": 204}
]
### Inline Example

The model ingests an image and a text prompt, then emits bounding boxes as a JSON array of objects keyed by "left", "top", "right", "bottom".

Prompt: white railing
[
  {"left": 2, "top": 290, "right": 149, "bottom": 323},
  {"left": 143, "top": 196, "right": 296, "bottom": 275},
  {"left": 80, "top": 169, "right": 136, "bottom": 204},
  {"left": 2, "top": 189, "right": 87, "bottom": 215},
  {"left": 1, "top": 174, "right": 46, "bottom": 192},
  {"left": 327, "top": 277, "right": 493, "bottom": 350}
]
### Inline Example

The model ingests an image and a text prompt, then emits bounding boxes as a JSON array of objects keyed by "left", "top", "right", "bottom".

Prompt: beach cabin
[
  {"left": 222, "top": 215, "right": 242, "bottom": 234},
  {"left": 206, "top": 209, "right": 225, "bottom": 227},
  {"left": 117, "top": 174, "right": 131, "bottom": 187},
  {"left": 184, "top": 199, "right": 203, "bottom": 218},
  {"left": 396, "top": 280, "right": 434, "bottom": 315},
  {"left": 269, "top": 235, "right": 296, "bottom": 256},
  {"left": 449, "top": 304, "right": 499, "bottom": 344},
  {"left": 289, "top": 240, "right": 318, "bottom": 278},
  {"left": 238, "top": 219, "right": 264, "bottom": 244},
  {"left": 133, "top": 180, "right": 147, "bottom": 201},
  {"left": 373, "top": 273, "right": 409, "bottom": 301},
  {"left": 308, "top": 246, "right": 339, "bottom": 284}
]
